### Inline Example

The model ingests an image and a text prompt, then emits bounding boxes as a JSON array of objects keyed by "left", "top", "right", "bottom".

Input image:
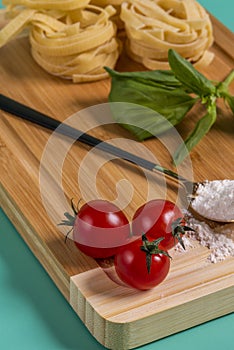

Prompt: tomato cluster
[{"left": 60, "top": 198, "right": 192, "bottom": 290}]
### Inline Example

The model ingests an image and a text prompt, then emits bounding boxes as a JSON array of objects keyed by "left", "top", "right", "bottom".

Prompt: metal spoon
[{"left": 0, "top": 93, "right": 233, "bottom": 224}]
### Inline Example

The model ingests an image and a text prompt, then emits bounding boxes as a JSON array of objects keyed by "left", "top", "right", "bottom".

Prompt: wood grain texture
[{"left": 0, "top": 11, "right": 234, "bottom": 350}]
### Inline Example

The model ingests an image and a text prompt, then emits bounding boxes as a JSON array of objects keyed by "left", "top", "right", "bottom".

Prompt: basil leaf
[
  {"left": 107, "top": 72, "right": 197, "bottom": 140},
  {"left": 168, "top": 49, "right": 216, "bottom": 97},
  {"left": 105, "top": 67, "right": 182, "bottom": 89},
  {"left": 109, "top": 103, "right": 171, "bottom": 140},
  {"left": 173, "top": 103, "right": 217, "bottom": 165}
]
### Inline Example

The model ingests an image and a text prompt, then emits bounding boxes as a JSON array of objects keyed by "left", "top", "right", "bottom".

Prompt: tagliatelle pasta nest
[
  {"left": 0, "top": 1, "right": 120, "bottom": 82},
  {"left": 30, "top": 5, "right": 120, "bottom": 82},
  {"left": 91, "top": 0, "right": 125, "bottom": 30},
  {"left": 2, "top": 0, "right": 91, "bottom": 11},
  {"left": 0, "top": 0, "right": 214, "bottom": 82},
  {"left": 120, "top": 0, "right": 214, "bottom": 69}
]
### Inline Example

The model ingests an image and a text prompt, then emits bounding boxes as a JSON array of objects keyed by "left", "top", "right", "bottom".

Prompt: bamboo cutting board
[{"left": 0, "top": 10, "right": 234, "bottom": 350}]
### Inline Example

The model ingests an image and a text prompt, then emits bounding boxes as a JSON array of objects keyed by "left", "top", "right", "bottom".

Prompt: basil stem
[
  {"left": 216, "top": 70, "right": 234, "bottom": 114},
  {"left": 225, "top": 95, "right": 234, "bottom": 114},
  {"left": 173, "top": 102, "right": 217, "bottom": 165},
  {"left": 168, "top": 49, "right": 216, "bottom": 98}
]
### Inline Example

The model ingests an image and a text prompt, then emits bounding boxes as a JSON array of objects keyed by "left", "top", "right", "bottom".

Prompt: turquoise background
[{"left": 0, "top": 1, "right": 233, "bottom": 349}]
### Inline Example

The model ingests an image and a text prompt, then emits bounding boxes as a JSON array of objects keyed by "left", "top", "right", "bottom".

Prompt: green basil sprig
[{"left": 105, "top": 49, "right": 234, "bottom": 165}]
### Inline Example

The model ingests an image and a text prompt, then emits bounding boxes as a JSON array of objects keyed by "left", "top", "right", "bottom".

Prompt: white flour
[
  {"left": 175, "top": 211, "right": 234, "bottom": 263},
  {"left": 191, "top": 180, "right": 234, "bottom": 221},
  {"left": 185, "top": 216, "right": 234, "bottom": 263}
]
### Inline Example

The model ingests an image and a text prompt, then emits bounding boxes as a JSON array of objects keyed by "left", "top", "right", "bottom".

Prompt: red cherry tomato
[
  {"left": 73, "top": 199, "right": 130, "bottom": 258},
  {"left": 132, "top": 199, "right": 186, "bottom": 250},
  {"left": 114, "top": 235, "right": 170, "bottom": 290}
]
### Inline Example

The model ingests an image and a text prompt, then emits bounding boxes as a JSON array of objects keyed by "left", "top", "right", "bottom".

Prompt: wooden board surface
[{"left": 0, "top": 11, "right": 234, "bottom": 350}]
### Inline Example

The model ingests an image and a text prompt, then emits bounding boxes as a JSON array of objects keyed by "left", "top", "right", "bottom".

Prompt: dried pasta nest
[
  {"left": 30, "top": 5, "right": 120, "bottom": 82},
  {"left": 91, "top": 0, "right": 125, "bottom": 30},
  {"left": 0, "top": 0, "right": 215, "bottom": 83},
  {"left": 0, "top": 3, "right": 121, "bottom": 82},
  {"left": 3, "top": 0, "right": 91, "bottom": 11},
  {"left": 120, "top": 0, "right": 214, "bottom": 70}
]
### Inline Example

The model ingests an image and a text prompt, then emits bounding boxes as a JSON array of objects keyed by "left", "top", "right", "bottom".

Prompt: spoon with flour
[
  {"left": 187, "top": 179, "right": 234, "bottom": 225},
  {"left": 0, "top": 94, "right": 233, "bottom": 225}
]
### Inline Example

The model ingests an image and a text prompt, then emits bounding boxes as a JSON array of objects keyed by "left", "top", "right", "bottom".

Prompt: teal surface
[{"left": 0, "top": 1, "right": 233, "bottom": 349}]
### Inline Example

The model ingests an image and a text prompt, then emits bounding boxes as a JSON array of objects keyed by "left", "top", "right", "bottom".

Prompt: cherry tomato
[
  {"left": 73, "top": 199, "right": 130, "bottom": 258},
  {"left": 114, "top": 235, "right": 170, "bottom": 290},
  {"left": 132, "top": 199, "right": 188, "bottom": 250}
]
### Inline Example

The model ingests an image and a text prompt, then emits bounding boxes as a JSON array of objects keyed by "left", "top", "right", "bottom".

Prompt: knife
[{"left": 0, "top": 93, "right": 187, "bottom": 184}]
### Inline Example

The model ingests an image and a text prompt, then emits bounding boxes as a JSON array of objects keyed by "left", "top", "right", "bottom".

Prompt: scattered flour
[
  {"left": 186, "top": 216, "right": 234, "bottom": 263},
  {"left": 175, "top": 210, "right": 234, "bottom": 263},
  {"left": 191, "top": 180, "right": 234, "bottom": 221}
]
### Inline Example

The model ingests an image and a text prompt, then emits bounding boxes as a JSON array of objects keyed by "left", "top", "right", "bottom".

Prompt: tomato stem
[
  {"left": 71, "top": 198, "right": 78, "bottom": 215},
  {"left": 64, "top": 227, "right": 73, "bottom": 243},
  {"left": 171, "top": 217, "right": 195, "bottom": 250},
  {"left": 140, "top": 234, "right": 171, "bottom": 273},
  {"left": 58, "top": 198, "right": 79, "bottom": 243}
]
